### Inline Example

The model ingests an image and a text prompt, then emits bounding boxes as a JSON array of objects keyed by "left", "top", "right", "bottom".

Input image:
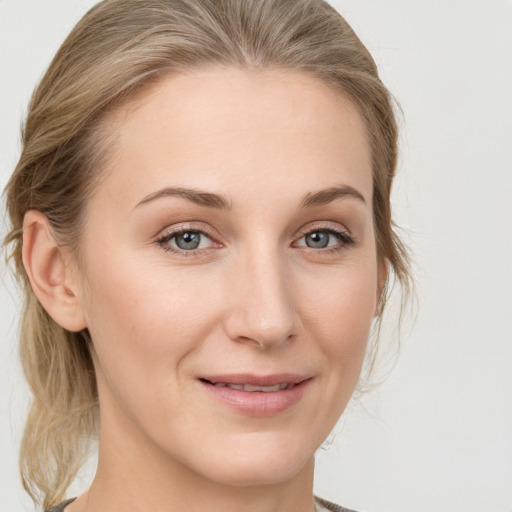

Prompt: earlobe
[{"left": 22, "top": 210, "right": 87, "bottom": 332}]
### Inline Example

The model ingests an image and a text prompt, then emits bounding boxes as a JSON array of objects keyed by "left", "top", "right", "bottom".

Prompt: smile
[
  {"left": 207, "top": 382, "right": 294, "bottom": 392},
  {"left": 198, "top": 374, "right": 311, "bottom": 416}
]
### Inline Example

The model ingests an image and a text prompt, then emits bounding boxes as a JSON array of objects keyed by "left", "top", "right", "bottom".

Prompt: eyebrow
[
  {"left": 299, "top": 185, "right": 367, "bottom": 208},
  {"left": 136, "top": 187, "right": 232, "bottom": 210},
  {"left": 135, "top": 184, "right": 366, "bottom": 211}
]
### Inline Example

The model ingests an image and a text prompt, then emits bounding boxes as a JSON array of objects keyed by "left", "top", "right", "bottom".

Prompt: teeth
[
  {"left": 226, "top": 384, "right": 244, "bottom": 390},
  {"left": 213, "top": 382, "right": 294, "bottom": 392},
  {"left": 244, "top": 383, "right": 280, "bottom": 392}
]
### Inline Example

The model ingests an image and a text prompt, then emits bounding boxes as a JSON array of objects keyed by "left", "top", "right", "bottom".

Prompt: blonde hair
[{"left": 3, "top": 0, "right": 410, "bottom": 508}]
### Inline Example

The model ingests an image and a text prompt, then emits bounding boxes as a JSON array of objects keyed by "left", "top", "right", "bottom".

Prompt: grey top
[
  {"left": 316, "top": 496, "right": 357, "bottom": 512},
  {"left": 45, "top": 498, "right": 76, "bottom": 512},
  {"left": 45, "top": 496, "right": 357, "bottom": 512}
]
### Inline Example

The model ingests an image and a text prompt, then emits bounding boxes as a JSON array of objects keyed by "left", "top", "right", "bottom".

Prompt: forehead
[{"left": 97, "top": 66, "right": 372, "bottom": 209}]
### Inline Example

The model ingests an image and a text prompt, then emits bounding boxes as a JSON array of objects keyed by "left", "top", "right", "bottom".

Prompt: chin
[
  {"left": 206, "top": 458, "right": 312, "bottom": 488},
  {"left": 185, "top": 432, "right": 316, "bottom": 488}
]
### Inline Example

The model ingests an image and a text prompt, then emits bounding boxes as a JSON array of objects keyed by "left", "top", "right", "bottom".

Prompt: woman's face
[{"left": 76, "top": 67, "right": 383, "bottom": 487}]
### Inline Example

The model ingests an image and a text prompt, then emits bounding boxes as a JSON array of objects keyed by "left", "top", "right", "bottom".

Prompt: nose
[{"left": 223, "top": 248, "right": 298, "bottom": 349}]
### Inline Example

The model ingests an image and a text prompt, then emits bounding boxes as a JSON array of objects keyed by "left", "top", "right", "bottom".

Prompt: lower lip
[{"left": 199, "top": 379, "right": 311, "bottom": 416}]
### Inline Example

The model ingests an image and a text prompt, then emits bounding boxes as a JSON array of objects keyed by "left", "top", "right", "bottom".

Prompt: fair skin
[{"left": 23, "top": 67, "right": 384, "bottom": 512}]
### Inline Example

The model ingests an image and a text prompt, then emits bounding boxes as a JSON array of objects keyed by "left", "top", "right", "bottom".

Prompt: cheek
[
  {"left": 288, "top": 260, "right": 378, "bottom": 445},
  {"left": 299, "top": 261, "right": 378, "bottom": 360},
  {"left": 81, "top": 256, "right": 222, "bottom": 396}
]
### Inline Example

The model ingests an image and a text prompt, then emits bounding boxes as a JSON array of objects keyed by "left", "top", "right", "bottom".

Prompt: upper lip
[{"left": 199, "top": 373, "right": 310, "bottom": 386}]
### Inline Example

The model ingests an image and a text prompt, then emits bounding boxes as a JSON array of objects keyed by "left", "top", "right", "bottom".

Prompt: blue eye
[
  {"left": 296, "top": 228, "right": 353, "bottom": 250},
  {"left": 158, "top": 230, "right": 214, "bottom": 252},
  {"left": 174, "top": 231, "right": 202, "bottom": 250},
  {"left": 304, "top": 231, "right": 331, "bottom": 249}
]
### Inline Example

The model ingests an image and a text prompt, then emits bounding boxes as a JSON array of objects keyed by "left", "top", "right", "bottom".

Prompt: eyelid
[
  {"left": 156, "top": 221, "right": 218, "bottom": 241},
  {"left": 292, "top": 222, "right": 355, "bottom": 250},
  {"left": 155, "top": 223, "right": 222, "bottom": 255},
  {"left": 294, "top": 221, "right": 353, "bottom": 240},
  {"left": 154, "top": 220, "right": 355, "bottom": 257}
]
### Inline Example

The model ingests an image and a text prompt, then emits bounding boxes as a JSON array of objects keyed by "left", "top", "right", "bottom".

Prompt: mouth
[
  {"left": 200, "top": 380, "right": 296, "bottom": 392},
  {"left": 198, "top": 374, "right": 311, "bottom": 416}
]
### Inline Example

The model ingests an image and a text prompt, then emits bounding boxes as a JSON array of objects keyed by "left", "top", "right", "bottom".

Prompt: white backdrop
[{"left": 1, "top": 1, "right": 511, "bottom": 511}]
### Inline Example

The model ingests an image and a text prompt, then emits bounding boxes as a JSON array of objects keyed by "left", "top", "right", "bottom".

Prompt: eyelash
[
  {"left": 156, "top": 227, "right": 218, "bottom": 258},
  {"left": 155, "top": 225, "right": 355, "bottom": 257},
  {"left": 295, "top": 226, "right": 355, "bottom": 254}
]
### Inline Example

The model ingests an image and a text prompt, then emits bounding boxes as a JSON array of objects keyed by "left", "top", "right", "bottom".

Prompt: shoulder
[
  {"left": 44, "top": 498, "right": 76, "bottom": 512},
  {"left": 315, "top": 496, "right": 359, "bottom": 512},
  {"left": 47, "top": 497, "right": 355, "bottom": 512}
]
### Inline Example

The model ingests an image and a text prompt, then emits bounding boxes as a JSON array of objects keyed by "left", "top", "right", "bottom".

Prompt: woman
[{"left": 3, "top": 0, "right": 410, "bottom": 511}]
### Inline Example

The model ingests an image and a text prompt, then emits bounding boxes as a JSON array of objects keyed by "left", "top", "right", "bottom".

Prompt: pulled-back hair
[{"left": 3, "top": 0, "right": 410, "bottom": 508}]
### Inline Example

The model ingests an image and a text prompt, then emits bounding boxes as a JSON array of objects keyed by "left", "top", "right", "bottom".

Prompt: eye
[
  {"left": 157, "top": 229, "right": 216, "bottom": 253},
  {"left": 303, "top": 231, "right": 334, "bottom": 249},
  {"left": 295, "top": 227, "right": 354, "bottom": 251}
]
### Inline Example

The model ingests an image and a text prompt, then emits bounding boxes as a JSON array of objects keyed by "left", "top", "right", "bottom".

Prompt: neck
[{"left": 68, "top": 406, "right": 317, "bottom": 512}]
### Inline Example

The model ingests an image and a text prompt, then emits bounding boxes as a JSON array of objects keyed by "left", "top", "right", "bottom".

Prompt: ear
[
  {"left": 22, "top": 210, "right": 87, "bottom": 332},
  {"left": 375, "top": 258, "right": 389, "bottom": 317}
]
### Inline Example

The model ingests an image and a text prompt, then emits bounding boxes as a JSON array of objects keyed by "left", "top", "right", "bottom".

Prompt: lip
[{"left": 198, "top": 373, "right": 312, "bottom": 416}]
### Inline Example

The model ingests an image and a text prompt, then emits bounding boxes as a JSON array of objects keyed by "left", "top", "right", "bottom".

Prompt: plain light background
[{"left": 1, "top": 1, "right": 511, "bottom": 511}]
